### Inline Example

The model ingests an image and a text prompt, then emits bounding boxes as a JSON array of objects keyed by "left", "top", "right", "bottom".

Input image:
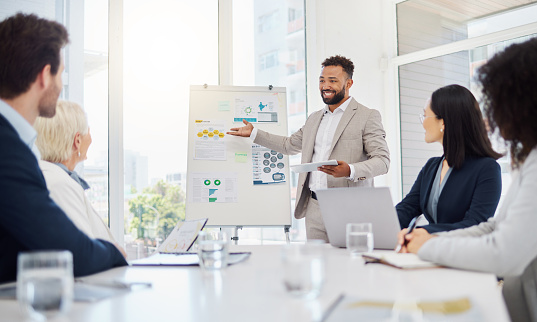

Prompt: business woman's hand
[
  {"left": 396, "top": 228, "right": 409, "bottom": 253},
  {"left": 400, "top": 228, "right": 435, "bottom": 254}
]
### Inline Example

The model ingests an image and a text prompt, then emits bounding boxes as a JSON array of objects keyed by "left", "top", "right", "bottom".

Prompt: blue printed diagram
[
  {"left": 252, "top": 144, "right": 286, "bottom": 185},
  {"left": 258, "top": 102, "right": 267, "bottom": 111}
]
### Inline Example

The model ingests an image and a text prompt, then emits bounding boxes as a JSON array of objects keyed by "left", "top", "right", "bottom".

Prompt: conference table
[{"left": 0, "top": 245, "right": 510, "bottom": 321}]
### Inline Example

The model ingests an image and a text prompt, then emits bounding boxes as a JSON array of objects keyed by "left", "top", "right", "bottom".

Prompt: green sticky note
[
  {"left": 235, "top": 152, "right": 248, "bottom": 163},
  {"left": 218, "top": 101, "right": 230, "bottom": 111}
]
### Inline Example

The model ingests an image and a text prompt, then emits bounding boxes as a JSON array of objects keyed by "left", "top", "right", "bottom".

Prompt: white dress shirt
[
  {"left": 0, "top": 99, "right": 41, "bottom": 159},
  {"left": 309, "top": 97, "right": 355, "bottom": 191},
  {"left": 250, "top": 96, "right": 355, "bottom": 192}
]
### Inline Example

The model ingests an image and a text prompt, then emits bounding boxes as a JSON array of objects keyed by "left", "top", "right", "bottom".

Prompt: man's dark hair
[
  {"left": 478, "top": 37, "right": 537, "bottom": 169},
  {"left": 430, "top": 84, "right": 502, "bottom": 170},
  {"left": 0, "top": 13, "right": 69, "bottom": 99},
  {"left": 322, "top": 55, "right": 354, "bottom": 79}
]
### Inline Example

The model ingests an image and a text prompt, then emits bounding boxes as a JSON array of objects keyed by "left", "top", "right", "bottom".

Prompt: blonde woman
[{"left": 34, "top": 100, "right": 115, "bottom": 242}]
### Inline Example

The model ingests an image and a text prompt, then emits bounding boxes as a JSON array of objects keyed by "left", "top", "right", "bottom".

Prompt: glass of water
[
  {"left": 281, "top": 241, "right": 325, "bottom": 299},
  {"left": 346, "top": 223, "right": 374, "bottom": 256},
  {"left": 17, "top": 250, "right": 74, "bottom": 320},
  {"left": 197, "top": 231, "right": 229, "bottom": 270}
]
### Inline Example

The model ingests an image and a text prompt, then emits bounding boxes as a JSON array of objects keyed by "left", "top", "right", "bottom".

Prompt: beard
[
  {"left": 321, "top": 87, "right": 346, "bottom": 105},
  {"left": 38, "top": 80, "right": 61, "bottom": 118}
]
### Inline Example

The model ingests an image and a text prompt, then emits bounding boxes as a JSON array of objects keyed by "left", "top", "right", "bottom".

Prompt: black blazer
[
  {"left": 0, "top": 113, "right": 127, "bottom": 283},
  {"left": 396, "top": 156, "right": 502, "bottom": 233}
]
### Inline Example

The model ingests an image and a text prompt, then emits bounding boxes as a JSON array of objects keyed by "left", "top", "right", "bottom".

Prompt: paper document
[
  {"left": 323, "top": 295, "right": 482, "bottom": 321},
  {"left": 158, "top": 218, "right": 208, "bottom": 253},
  {"left": 234, "top": 95, "right": 279, "bottom": 123},
  {"left": 290, "top": 160, "right": 338, "bottom": 173},
  {"left": 189, "top": 172, "right": 238, "bottom": 203},
  {"left": 362, "top": 252, "right": 440, "bottom": 269},
  {"left": 252, "top": 144, "right": 287, "bottom": 184},
  {"left": 193, "top": 119, "right": 227, "bottom": 160}
]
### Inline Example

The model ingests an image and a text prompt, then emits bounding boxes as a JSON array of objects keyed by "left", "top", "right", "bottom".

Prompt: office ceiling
[{"left": 400, "top": 0, "right": 537, "bottom": 22}]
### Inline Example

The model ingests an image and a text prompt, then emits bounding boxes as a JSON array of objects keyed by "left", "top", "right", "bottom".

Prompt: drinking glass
[
  {"left": 281, "top": 241, "right": 325, "bottom": 299},
  {"left": 197, "top": 231, "right": 229, "bottom": 270},
  {"left": 17, "top": 250, "right": 74, "bottom": 320},
  {"left": 346, "top": 223, "right": 374, "bottom": 256}
]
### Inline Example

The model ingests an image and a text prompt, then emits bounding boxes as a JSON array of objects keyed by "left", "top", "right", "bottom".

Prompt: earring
[
  {"left": 440, "top": 128, "right": 443, "bottom": 132},
  {"left": 77, "top": 151, "right": 81, "bottom": 157}
]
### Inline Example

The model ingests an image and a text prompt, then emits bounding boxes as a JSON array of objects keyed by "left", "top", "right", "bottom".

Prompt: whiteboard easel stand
[
  {"left": 231, "top": 226, "right": 242, "bottom": 245},
  {"left": 230, "top": 225, "right": 290, "bottom": 245}
]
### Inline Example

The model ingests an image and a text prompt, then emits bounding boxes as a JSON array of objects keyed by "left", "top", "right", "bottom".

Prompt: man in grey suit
[{"left": 228, "top": 55, "right": 390, "bottom": 241}]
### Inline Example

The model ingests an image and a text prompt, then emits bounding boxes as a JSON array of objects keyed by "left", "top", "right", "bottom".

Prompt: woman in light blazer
[
  {"left": 34, "top": 100, "right": 115, "bottom": 242},
  {"left": 399, "top": 37, "right": 537, "bottom": 322},
  {"left": 396, "top": 84, "right": 502, "bottom": 233}
]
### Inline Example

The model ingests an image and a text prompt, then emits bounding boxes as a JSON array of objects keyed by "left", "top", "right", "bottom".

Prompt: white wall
[{"left": 305, "top": 0, "right": 401, "bottom": 198}]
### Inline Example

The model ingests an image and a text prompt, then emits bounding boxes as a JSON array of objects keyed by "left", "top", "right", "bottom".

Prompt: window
[
  {"left": 122, "top": 0, "right": 218, "bottom": 258},
  {"left": 259, "top": 51, "right": 279, "bottom": 70},
  {"left": 396, "top": 1, "right": 537, "bottom": 205},
  {"left": 83, "top": 0, "right": 110, "bottom": 226},
  {"left": 396, "top": 0, "right": 537, "bottom": 55},
  {"left": 2, "top": 0, "right": 306, "bottom": 251},
  {"left": 258, "top": 10, "right": 279, "bottom": 33},
  {"left": 233, "top": 0, "right": 307, "bottom": 243},
  {"left": 0, "top": 0, "right": 110, "bottom": 226}
]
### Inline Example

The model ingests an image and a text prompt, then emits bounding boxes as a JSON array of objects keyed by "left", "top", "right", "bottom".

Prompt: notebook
[
  {"left": 362, "top": 252, "right": 439, "bottom": 269},
  {"left": 316, "top": 187, "right": 401, "bottom": 249}
]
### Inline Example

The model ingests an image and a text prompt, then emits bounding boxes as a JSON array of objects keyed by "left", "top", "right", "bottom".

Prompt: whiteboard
[{"left": 186, "top": 85, "right": 291, "bottom": 227}]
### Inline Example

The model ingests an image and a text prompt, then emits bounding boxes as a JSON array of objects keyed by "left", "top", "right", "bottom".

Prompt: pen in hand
[{"left": 395, "top": 216, "right": 419, "bottom": 253}]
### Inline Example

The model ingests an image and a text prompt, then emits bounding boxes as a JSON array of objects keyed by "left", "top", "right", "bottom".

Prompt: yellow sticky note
[{"left": 235, "top": 152, "right": 248, "bottom": 163}]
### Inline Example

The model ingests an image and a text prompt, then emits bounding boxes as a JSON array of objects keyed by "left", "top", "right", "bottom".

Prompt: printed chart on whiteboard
[
  {"left": 188, "top": 172, "right": 238, "bottom": 203},
  {"left": 252, "top": 144, "right": 287, "bottom": 185},
  {"left": 193, "top": 119, "right": 227, "bottom": 160},
  {"left": 234, "top": 95, "right": 279, "bottom": 123}
]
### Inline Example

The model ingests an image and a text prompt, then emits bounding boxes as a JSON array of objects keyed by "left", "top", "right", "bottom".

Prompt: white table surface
[{"left": 0, "top": 245, "right": 510, "bottom": 322}]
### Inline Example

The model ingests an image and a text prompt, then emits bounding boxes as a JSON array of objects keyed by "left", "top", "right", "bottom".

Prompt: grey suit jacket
[
  {"left": 419, "top": 148, "right": 537, "bottom": 322},
  {"left": 254, "top": 98, "right": 390, "bottom": 219}
]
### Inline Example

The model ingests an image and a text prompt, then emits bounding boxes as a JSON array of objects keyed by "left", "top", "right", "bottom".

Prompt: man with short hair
[
  {"left": 228, "top": 55, "right": 390, "bottom": 241},
  {"left": 0, "top": 13, "right": 127, "bottom": 283}
]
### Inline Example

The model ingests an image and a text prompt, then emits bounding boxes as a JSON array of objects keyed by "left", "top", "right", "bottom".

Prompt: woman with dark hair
[
  {"left": 396, "top": 84, "right": 502, "bottom": 233},
  {"left": 398, "top": 37, "right": 537, "bottom": 322}
]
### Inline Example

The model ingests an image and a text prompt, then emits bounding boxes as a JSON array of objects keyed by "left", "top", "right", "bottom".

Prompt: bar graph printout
[{"left": 188, "top": 172, "right": 238, "bottom": 203}]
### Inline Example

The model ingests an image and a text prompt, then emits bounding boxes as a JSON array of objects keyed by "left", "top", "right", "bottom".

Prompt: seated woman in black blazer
[{"left": 396, "top": 84, "right": 502, "bottom": 233}]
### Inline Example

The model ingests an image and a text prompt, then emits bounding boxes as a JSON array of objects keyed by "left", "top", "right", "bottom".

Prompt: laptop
[{"left": 316, "top": 187, "right": 401, "bottom": 249}]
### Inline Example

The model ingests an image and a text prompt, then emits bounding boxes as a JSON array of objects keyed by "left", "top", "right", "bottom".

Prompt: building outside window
[{"left": 396, "top": 0, "right": 537, "bottom": 212}]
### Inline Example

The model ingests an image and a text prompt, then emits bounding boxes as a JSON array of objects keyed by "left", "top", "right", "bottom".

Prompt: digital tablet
[{"left": 290, "top": 160, "right": 338, "bottom": 173}]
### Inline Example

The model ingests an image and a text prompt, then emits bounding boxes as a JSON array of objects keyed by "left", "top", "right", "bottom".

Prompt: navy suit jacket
[
  {"left": 0, "top": 114, "right": 127, "bottom": 283},
  {"left": 396, "top": 156, "right": 501, "bottom": 233}
]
